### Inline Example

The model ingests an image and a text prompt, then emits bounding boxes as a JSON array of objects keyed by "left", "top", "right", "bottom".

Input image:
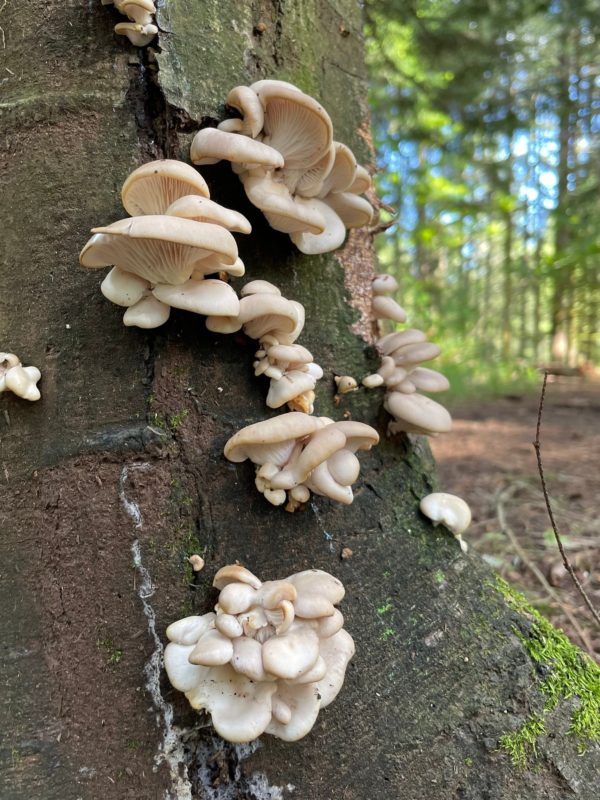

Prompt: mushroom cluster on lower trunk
[
  {"left": 101, "top": 0, "right": 158, "bottom": 46},
  {"left": 79, "top": 160, "right": 250, "bottom": 329},
  {"left": 164, "top": 564, "right": 355, "bottom": 742},
  {"left": 190, "top": 80, "right": 377, "bottom": 254},
  {"left": 0, "top": 352, "right": 41, "bottom": 401},
  {"left": 207, "top": 279, "right": 322, "bottom": 413},
  {"left": 224, "top": 412, "right": 379, "bottom": 510}
]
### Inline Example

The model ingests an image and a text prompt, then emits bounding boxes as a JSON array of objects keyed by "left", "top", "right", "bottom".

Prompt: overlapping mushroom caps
[
  {"left": 361, "top": 273, "right": 452, "bottom": 437},
  {"left": 190, "top": 80, "right": 377, "bottom": 254},
  {"left": 164, "top": 564, "right": 355, "bottom": 742},
  {"left": 224, "top": 412, "right": 379, "bottom": 510},
  {"left": 0, "top": 353, "right": 41, "bottom": 401},
  {"left": 102, "top": 0, "right": 158, "bottom": 47},
  {"left": 79, "top": 160, "right": 250, "bottom": 328},
  {"left": 207, "top": 279, "right": 322, "bottom": 414},
  {"left": 420, "top": 492, "right": 471, "bottom": 552}
]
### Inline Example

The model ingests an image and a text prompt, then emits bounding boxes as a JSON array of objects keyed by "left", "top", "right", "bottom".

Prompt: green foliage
[
  {"left": 496, "top": 576, "right": 600, "bottom": 764},
  {"left": 366, "top": 0, "right": 600, "bottom": 387},
  {"left": 97, "top": 638, "right": 124, "bottom": 666}
]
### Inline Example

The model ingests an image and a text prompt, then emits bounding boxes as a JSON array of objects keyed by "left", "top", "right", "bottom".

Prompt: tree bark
[{"left": 1, "top": 3, "right": 599, "bottom": 799}]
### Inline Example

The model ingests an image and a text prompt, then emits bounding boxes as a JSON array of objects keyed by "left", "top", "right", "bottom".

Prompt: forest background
[{"left": 367, "top": 0, "right": 600, "bottom": 398}]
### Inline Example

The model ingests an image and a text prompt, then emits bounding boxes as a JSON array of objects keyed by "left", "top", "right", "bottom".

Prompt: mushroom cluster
[
  {"left": 101, "top": 0, "right": 158, "bottom": 47},
  {"left": 361, "top": 273, "right": 452, "bottom": 437},
  {"left": 190, "top": 80, "right": 376, "bottom": 254},
  {"left": 224, "top": 412, "right": 379, "bottom": 510},
  {"left": 164, "top": 564, "right": 355, "bottom": 742},
  {"left": 80, "top": 160, "right": 250, "bottom": 329},
  {"left": 420, "top": 492, "right": 471, "bottom": 552},
  {"left": 0, "top": 353, "right": 41, "bottom": 401},
  {"left": 207, "top": 279, "right": 322, "bottom": 413},
  {"left": 371, "top": 272, "right": 407, "bottom": 325}
]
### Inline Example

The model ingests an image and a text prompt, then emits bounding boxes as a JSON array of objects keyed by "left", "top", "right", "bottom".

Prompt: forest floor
[{"left": 430, "top": 376, "right": 600, "bottom": 663}]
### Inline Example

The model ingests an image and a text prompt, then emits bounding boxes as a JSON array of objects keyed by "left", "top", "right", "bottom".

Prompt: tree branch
[{"left": 533, "top": 372, "right": 600, "bottom": 629}]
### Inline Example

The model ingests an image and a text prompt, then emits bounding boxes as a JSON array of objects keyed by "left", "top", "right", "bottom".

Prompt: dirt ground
[{"left": 430, "top": 376, "right": 600, "bottom": 663}]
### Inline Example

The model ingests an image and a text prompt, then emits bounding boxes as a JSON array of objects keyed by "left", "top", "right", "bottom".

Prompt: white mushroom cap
[
  {"left": 252, "top": 82, "right": 333, "bottom": 171},
  {"left": 241, "top": 171, "right": 326, "bottom": 234},
  {"left": 262, "top": 624, "right": 320, "bottom": 680},
  {"left": 152, "top": 278, "right": 240, "bottom": 317},
  {"left": 372, "top": 273, "right": 399, "bottom": 295},
  {"left": 318, "top": 142, "right": 357, "bottom": 195},
  {"left": 372, "top": 295, "right": 407, "bottom": 323},
  {"left": 316, "top": 628, "right": 355, "bottom": 707},
  {"left": 289, "top": 198, "right": 346, "bottom": 254},
  {"left": 166, "top": 195, "right": 251, "bottom": 234},
  {"left": 240, "top": 280, "right": 281, "bottom": 297},
  {"left": 213, "top": 564, "right": 263, "bottom": 590},
  {"left": 325, "top": 192, "right": 375, "bottom": 229},
  {"left": 409, "top": 367, "right": 450, "bottom": 393},
  {"left": 121, "top": 160, "right": 209, "bottom": 216},
  {"left": 114, "top": 21, "right": 158, "bottom": 46},
  {"left": 239, "top": 294, "right": 302, "bottom": 341},
  {"left": 384, "top": 392, "right": 452, "bottom": 435},
  {"left": 270, "top": 424, "right": 348, "bottom": 489},
  {"left": 224, "top": 413, "right": 325, "bottom": 465},
  {"left": 362, "top": 373, "right": 385, "bottom": 389},
  {"left": 115, "top": 0, "right": 155, "bottom": 24},
  {"left": 2, "top": 365, "right": 42, "bottom": 401},
  {"left": 188, "top": 629, "right": 235, "bottom": 666},
  {"left": 266, "top": 370, "right": 317, "bottom": 410},
  {"left": 80, "top": 216, "right": 238, "bottom": 285},
  {"left": 100, "top": 267, "right": 149, "bottom": 307},
  {"left": 265, "top": 683, "right": 321, "bottom": 741},
  {"left": 389, "top": 341, "right": 441, "bottom": 367},
  {"left": 190, "top": 128, "right": 284, "bottom": 168},
  {"left": 419, "top": 492, "right": 472, "bottom": 536},
  {"left": 334, "top": 375, "right": 358, "bottom": 394},
  {"left": 123, "top": 294, "right": 171, "bottom": 328},
  {"left": 377, "top": 329, "right": 427, "bottom": 355},
  {"left": 348, "top": 165, "right": 372, "bottom": 194},
  {"left": 185, "top": 662, "right": 277, "bottom": 743},
  {"left": 166, "top": 613, "right": 216, "bottom": 647},
  {"left": 224, "top": 85, "right": 265, "bottom": 138},
  {"left": 293, "top": 144, "right": 336, "bottom": 197}
]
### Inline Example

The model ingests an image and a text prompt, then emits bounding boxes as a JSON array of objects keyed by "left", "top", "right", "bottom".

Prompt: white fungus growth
[
  {"left": 79, "top": 160, "right": 250, "bottom": 329},
  {"left": 102, "top": 0, "right": 158, "bottom": 47},
  {"left": 420, "top": 492, "right": 472, "bottom": 552},
  {"left": 164, "top": 564, "right": 355, "bottom": 742},
  {"left": 361, "top": 273, "right": 452, "bottom": 437},
  {"left": 190, "top": 80, "right": 377, "bottom": 254},
  {"left": 224, "top": 412, "right": 379, "bottom": 510},
  {"left": 0, "top": 353, "right": 41, "bottom": 401},
  {"left": 207, "top": 279, "right": 323, "bottom": 414}
]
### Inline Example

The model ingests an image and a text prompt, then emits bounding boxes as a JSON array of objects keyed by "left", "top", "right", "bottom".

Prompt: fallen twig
[
  {"left": 533, "top": 372, "right": 600, "bottom": 630},
  {"left": 496, "top": 483, "right": 595, "bottom": 656}
]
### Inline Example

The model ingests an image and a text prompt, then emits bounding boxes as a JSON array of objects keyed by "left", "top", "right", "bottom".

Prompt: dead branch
[{"left": 533, "top": 372, "right": 600, "bottom": 630}]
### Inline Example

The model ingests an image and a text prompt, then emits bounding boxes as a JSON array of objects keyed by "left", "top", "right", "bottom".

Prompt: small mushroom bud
[{"left": 334, "top": 376, "right": 358, "bottom": 394}]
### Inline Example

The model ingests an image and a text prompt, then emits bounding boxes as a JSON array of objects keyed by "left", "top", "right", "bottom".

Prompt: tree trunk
[{"left": 1, "top": 3, "right": 599, "bottom": 799}]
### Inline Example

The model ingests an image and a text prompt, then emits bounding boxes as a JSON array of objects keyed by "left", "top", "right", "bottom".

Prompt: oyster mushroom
[
  {"left": 164, "top": 564, "right": 354, "bottom": 742},
  {"left": 0, "top": 353, "right": 41, "bottom": 401},
  {"left": 420, "top": 492, "right": 471, "bottom": 552},
  {"left": 225, "top": 414, "right": 378, "bottom": 508}
]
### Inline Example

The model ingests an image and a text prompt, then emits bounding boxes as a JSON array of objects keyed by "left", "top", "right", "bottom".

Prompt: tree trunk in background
[
  {"left": 551, "top": 42, "right": 572, "bottom": 363},
  {"left": 501, "top": 210, "right": 513, "bottom": 360},
  {"left": 1, "top": 3, "right": 599, "bottom": 799}
]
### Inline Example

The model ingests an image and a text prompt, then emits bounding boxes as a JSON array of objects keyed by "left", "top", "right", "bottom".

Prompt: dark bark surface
[{"left": 1, "top": 2, "right": 599, "bottom": 799}]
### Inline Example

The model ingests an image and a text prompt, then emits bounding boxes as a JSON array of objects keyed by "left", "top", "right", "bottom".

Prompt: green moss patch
[{"left": 496, "top": 576, "right": 600, "bottom": 766}]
